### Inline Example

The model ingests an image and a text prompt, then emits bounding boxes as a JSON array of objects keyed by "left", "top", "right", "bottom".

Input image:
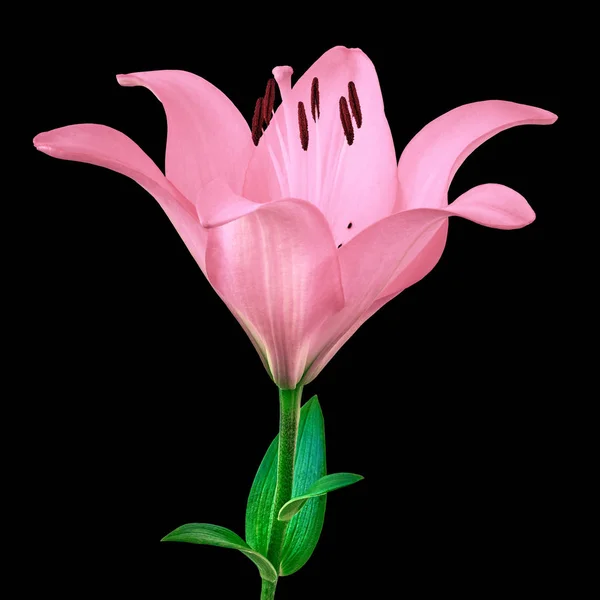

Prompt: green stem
[
  {"left": 265, "top": 386, "right": 303, "bottom": 576},
  {"left": 260, "top": 578, "right": 277, "bottom": 600}
]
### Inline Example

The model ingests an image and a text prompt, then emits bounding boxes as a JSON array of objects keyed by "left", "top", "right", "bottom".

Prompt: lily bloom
[{"left": 34, "top": 46, "right": 556, "bottom": 390}]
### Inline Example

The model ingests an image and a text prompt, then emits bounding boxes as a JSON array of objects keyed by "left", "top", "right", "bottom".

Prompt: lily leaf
[
  {"left": 245, "top": 433, "right": 279, "bottom": 558},
  {"left": 246, "top": 395, "right": 327, "bottom": 576},
  {"left": 280, "top": 396, "right": 326, "bottom": 576},
  {"left": 278, "top": 473, "right": 364, "bottom": 522},
  {"left": 161, "top": 523, "right": 277, "bottom": 583}
]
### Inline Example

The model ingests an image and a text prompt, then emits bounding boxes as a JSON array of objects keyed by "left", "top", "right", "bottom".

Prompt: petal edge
[
  {"left": 34, "top": 123, "right": 207, "bottom": 271},
  {"left": 205, "top": 198, "right": 344, "bottom": 389},
  {"left": 117, "top": 70, "right": 253, "bottom": 201},
  {"left": 396, "top": 100, "right": 557, "bottom": 211}
]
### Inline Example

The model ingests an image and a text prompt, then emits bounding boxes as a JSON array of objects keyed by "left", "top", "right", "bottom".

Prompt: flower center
[
  {"left": 249, "top": 69, "right": 364, "bottom": 248},
  {"left": 250, "top": 76, "right": 363, "bottom": 151}
]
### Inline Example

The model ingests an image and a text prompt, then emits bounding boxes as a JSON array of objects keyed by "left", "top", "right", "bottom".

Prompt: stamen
[
  {"left": 311, "top": 77, "right": 320, "bottom": 121},
  {"left": 337, "top": 243, "right": 343, "bottom": 248},
  {"left": 298, "top": 101, "right": 309, "bottom": 151},
  {"left": 348, "top": 81, "right": 363, "bottom": 128},
  {"left": 251, "top": 97, "right": 264, "bottom": 146},
  {"left": 262, "top": 78, "right": 276, "bottom": 126},
  {"left": 339, "top": 96, "right": 354, "bottom": 146},
  {"left": 347, "top": 222, "right": 353, "bottom": 229}
]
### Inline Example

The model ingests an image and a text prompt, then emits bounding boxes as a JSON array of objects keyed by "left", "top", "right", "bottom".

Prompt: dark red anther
[
  {"left": 298, "top": 101, "right": 309, "bottom": 150},
  {"left": 311, "top": 77, "right": 320, "bottom": 121},
  {"left": 348, "top": 81, "right": 362, "bottom": 128},
  {"left": 251, "top": 97, "right": 264, "bottom": 146},
  {"left": 262, "top": 78, "right": 276, "bottom": 126},
  {"left": 339, "top": 96, "right": 354, "bottom": 146}
]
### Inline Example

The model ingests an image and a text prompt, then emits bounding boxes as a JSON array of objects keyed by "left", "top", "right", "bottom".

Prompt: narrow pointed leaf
[
  {"left": 278, "top": 473, "right": 364, "bottom": 522},
  {"left": 161, "top": 523, "right": 277, "bottom": 583},
  {"left": 246, "top": 435, "right": 279, "bottom": 557},
  {"left": 280, "top": 397, "right": 327, "bottom": 576}
]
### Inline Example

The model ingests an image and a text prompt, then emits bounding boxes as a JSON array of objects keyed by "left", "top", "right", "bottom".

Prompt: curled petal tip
[
  {"left": 473, "top": 100, "right": 558, "bottom": 125},
  {"left": 33, "top": 131, "right": 54, "bottom": 154},
  {"left": 525, "top": 103, "right": 558, "bottom": 124},
  {"left": 449, "top": 183, "right": 537, "bottom": 230},
  {"left": 116, "top": 73, "right": 138, "bottom": 86},
  {"left": 527, "top": 104, "right": 558, "bottom": 124},
  {"left": 517, "top": 204, "right": 536, "bottom": 228}
]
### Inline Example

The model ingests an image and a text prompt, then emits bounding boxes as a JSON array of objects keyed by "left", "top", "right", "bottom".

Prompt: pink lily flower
[{"left": 34, "top": 46, "right": 556, "bottom": 390}]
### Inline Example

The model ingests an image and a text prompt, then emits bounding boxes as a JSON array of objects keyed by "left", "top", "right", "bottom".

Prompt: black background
[{"left": 20, "top": 8, "right": 576, "bottom": 599}]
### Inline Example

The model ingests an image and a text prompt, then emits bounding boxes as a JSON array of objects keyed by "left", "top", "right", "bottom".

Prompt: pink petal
[
  {"left": 304, "top": 181, "right": 535, "bottom": 384},
  {"left": 376, "top": 182, "right": 533, "bottom": 300},
  {"left": 377, "top": 221, "right": 449, "bottom": 298},
  {"left": 243, "top": 46, "right": 397, "bottom": 246},
  {"left": 34, "top": 124, "right": 208, "bottom": 271},
  {"left": 196, "top": 179, "right": 263, "bottom": 228},
  {"left": 396, "top": 100, "right": 557, "bottom": 210},
  {"left": 117, "top": 70, "right": 254, "bottom": 202},
  {"left": 446, "top": 183, "right": 535, "bottom": 229},
  {"left": 304, "top": 208, "right": 449, "bottom": 383},
  {"left": 205, "top": 198, "right": 344, "bottom": 389},
  {"left": 303, "top": 295, "right": 388, "bottom": 385}
]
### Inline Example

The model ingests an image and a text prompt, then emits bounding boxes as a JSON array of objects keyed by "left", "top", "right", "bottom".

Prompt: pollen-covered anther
[
  {"left": 251, "top": 97, "right": 264, "bottom": 146},
  {"left": 339, "top": 96, "right": 354, "bottom": 146},
  {"left": 262, "top": 78, "right": 276, "bottom": 126},
  {"left": 311, "top": 77, "right": 320, "bottom": 121},
  {"left": 298, "top": 101, "right": 309, "bottom": 151},
  {"left": 348, "top": 81, "right": 362, "bottom": 128}
]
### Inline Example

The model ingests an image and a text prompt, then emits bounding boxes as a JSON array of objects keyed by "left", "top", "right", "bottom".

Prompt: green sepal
[
  {"left": 161, "top": 523, "right": 277, "bottom": 583},
  {"left": 278, "top": 473, "right": 364, "bottom": 522}
]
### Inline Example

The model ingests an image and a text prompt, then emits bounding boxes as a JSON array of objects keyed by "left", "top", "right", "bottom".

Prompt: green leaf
[
  {"left": 161, "top": 523, "right": 277, "bottom": 583},
  {"left": 245, "top": 434, "right": 279, "bottom": 557},
  {"left": 280, "top": 396, "right": 327, "bottom": 576},
  {"left": 278, "top": 473, "right": 364, "bottom": 522},
  {"left": 245, "top": 395, "right": 327, "bottom": 576}
]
